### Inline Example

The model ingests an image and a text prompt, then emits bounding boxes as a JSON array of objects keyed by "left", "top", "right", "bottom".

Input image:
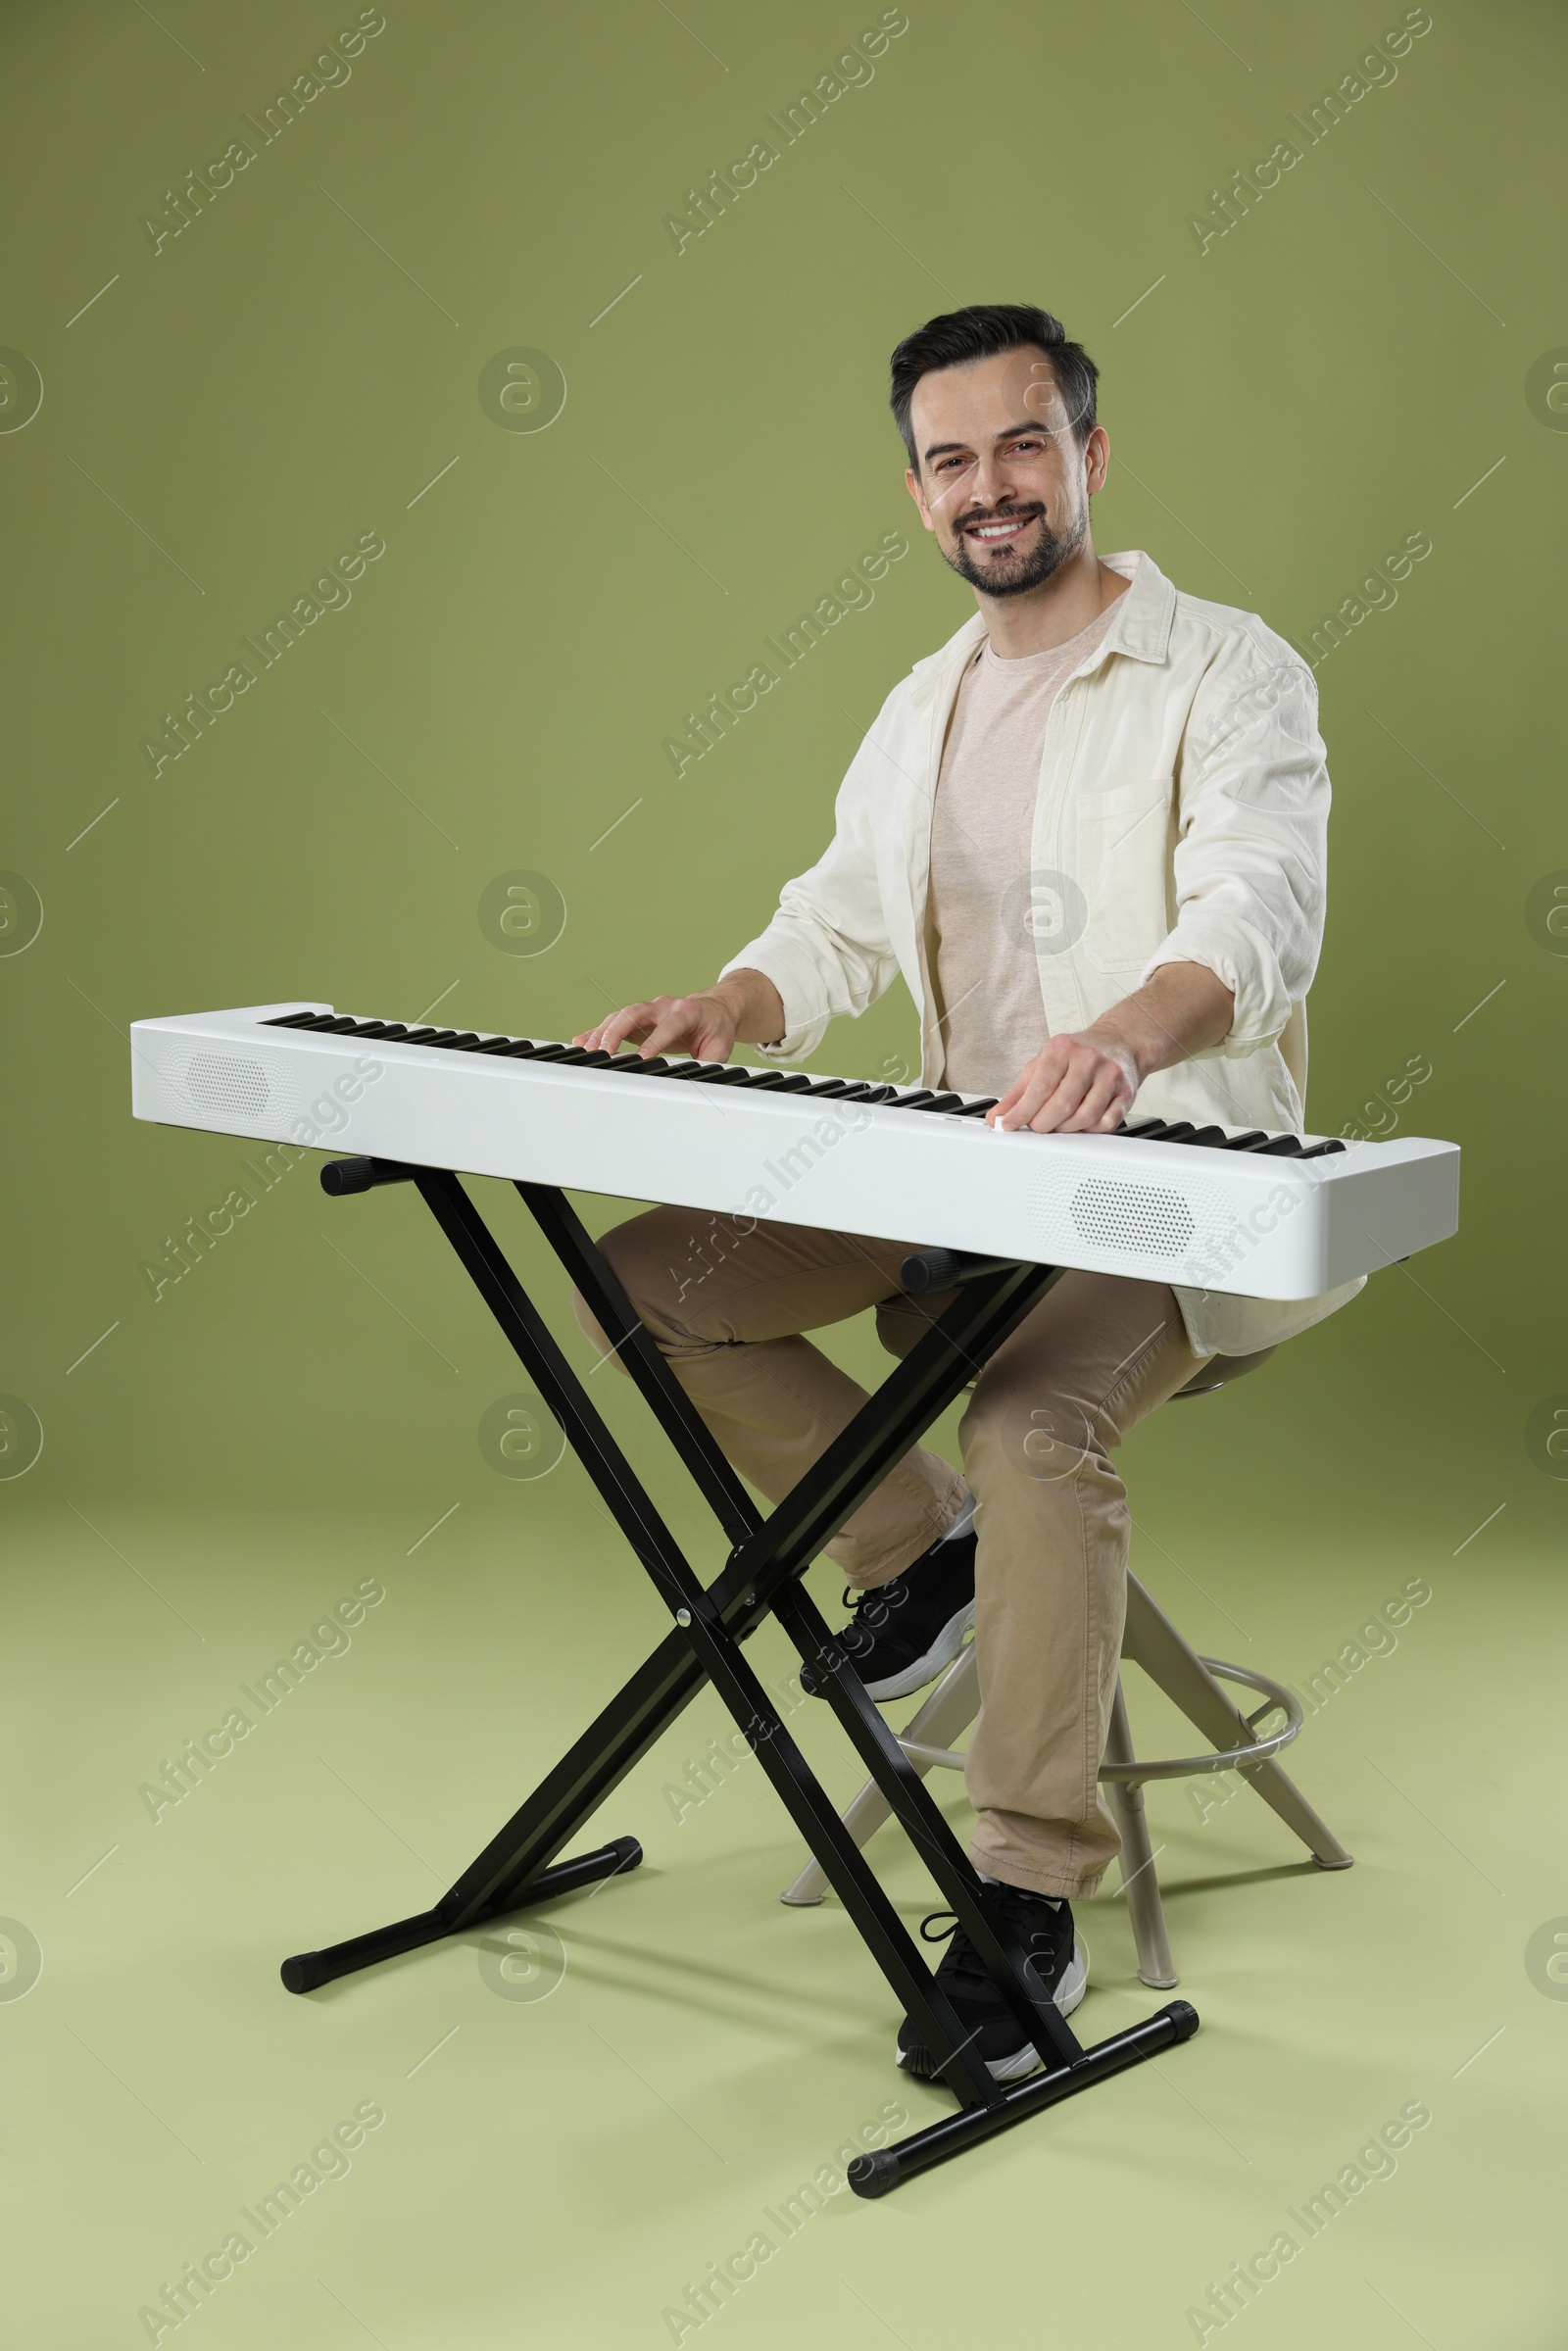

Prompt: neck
[{"left": 973, "top": 537, "right": 1128, "bottom": 659}]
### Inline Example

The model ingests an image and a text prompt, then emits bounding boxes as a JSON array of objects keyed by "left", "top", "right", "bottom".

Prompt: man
[{"left": 573, "top": 304, "right": 1359, "bottom": 2082}]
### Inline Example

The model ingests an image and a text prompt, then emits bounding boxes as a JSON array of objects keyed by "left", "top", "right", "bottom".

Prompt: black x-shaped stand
[{"left": 281, "top": 1160, "right": 1197, "bottom": 2194}]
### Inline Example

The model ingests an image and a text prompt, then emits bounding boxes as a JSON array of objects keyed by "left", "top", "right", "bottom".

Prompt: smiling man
[{"left": 574, "top": 304, "right": 1358, "bottom": 2082}]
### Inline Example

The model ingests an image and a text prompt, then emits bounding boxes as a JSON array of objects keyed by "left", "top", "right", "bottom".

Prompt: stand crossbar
[{"left": 281, "top": 1163, "right": 1199, "bottom": 2186}]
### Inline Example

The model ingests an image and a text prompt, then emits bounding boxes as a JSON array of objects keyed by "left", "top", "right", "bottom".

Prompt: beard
[{"left": 939, "top": 499, "right": 1086, "bottom": 599}]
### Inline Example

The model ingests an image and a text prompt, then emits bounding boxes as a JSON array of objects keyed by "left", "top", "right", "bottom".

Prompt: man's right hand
[{"left": 572, "top": 969, "right": 784, "bottom": 1061}]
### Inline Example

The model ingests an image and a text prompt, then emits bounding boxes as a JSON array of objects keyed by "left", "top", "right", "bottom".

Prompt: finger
[
  {"left": 985, "top": 1077, "right": 1025, "bottom": 1130},
  {"left": 1060, "top": 1061, "right": 1132, "bottom": 1132},
  {"left": 1040, "top": 1047, "right": 1136, "bottom": 1133},
  {"left": 989, "top": 1050, "right": 1059, "bottom": 1129},
  {"left": 638, "top": 999, "right": 708, "bottom": 1058},
  {"left": 1074, "top": 1046, "right": 1138, "bottom": 1132},
  {"left": 597, "top": 1002, "right": 662, "bottom": 1054},
  {"left": 994, "top": 1045, "right": 1073, "bottom": 1131},
  {"left": 1023, "top": 1049, "right": 1101, "bottom": 1134}
]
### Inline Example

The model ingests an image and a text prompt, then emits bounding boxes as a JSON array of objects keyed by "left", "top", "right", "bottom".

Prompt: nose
[{"left": 963, "top": 450, "right": 1021, "bottom": 516}]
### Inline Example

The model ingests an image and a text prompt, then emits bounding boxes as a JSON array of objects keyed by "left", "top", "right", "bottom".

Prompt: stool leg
[
  {"left": 1102, "top": 1678, "right": 1179, "bottom": 1988},
  {"left": 780, "top": 1643, "right": 981, "bottom": 1904},
  {"left": 1123, "top": 1574, "right": 1351, "bottom": 1868}
]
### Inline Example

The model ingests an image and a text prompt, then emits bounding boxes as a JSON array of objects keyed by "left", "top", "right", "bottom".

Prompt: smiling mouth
[{"left": 962, "top": 511, "right": 1039, "bottom": 546}]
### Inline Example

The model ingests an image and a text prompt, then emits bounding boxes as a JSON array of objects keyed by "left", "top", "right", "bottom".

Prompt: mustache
[{"left": 955, "top": 502, "right": 1045, "bottom": 532}]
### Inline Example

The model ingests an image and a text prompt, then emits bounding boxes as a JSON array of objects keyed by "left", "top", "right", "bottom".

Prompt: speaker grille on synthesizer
[
  {"left": 1069, "top": 1178, "right": 1197, "bottom": 1257},
  {"left": 185, "top": 1053, "right": 272, "bottom": 1119}
]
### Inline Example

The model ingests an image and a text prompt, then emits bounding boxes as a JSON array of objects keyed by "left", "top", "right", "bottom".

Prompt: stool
[{"left": 781, "top": 1322, "right": 1351, "bottom": 1986}]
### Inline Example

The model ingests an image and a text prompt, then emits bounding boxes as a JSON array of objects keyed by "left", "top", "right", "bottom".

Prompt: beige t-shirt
[{"left": 928, "top": 598, "right": 1121, "bottom": 1097}]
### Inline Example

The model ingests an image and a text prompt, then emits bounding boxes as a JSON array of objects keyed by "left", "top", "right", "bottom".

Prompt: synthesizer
[{"left": 128, "top": 1004, "right": 1459, "bottom": 1300}]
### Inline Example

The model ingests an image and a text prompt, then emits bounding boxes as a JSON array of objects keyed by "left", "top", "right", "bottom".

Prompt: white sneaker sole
[
  {"left": 895, "top": 1935, "right": 1090, "bottom": 2082},
  {"left": 985, "top": 1937, "right": 1089, "bottom": 2081},
  {"left": 862, "top": 1601, "right": 975, "bottom": 1702}
]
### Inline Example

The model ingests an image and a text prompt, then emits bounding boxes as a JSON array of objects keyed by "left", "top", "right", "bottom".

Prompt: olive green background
[
  {"left": 2, "top": 4, "right": 1565, "bottom": 2348},
  {"left": 0, "top": 0, "right": 1561, "bottom": 1521}
]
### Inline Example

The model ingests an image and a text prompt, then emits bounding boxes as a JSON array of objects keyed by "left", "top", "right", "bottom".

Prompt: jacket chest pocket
[{"left": 1074, "top": 776, "right": 1174, "bottom": 974}]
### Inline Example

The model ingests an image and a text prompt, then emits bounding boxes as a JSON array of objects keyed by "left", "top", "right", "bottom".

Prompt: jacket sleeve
[
  {"left": 718, "top": 714, "right": 902, "bottom": 1062},
  {"left": 1141, "top": 636, "right": 1329, "bottom": 1056}
]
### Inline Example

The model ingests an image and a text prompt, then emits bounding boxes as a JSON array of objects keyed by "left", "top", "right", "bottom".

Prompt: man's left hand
[
  {"left": 988, "top": 1032, "right": 1140, "bottom": 1133},
  {"left": 986, "top": 963, "right": 1239, "bottom": 1133}
]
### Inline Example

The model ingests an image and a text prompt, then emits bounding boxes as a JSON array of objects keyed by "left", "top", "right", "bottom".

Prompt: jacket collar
[{"left": 907, "top": 548, "right": 1177, "bottom": 706}]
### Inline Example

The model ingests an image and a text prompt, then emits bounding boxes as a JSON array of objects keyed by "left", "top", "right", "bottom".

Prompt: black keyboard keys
[{"left": 255, "top": 1015, "right": 1339, "bottom": 1168}]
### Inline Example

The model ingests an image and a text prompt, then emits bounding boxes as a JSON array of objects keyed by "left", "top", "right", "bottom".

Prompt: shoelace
[
  {"left": 840, "top": 1581, "right": 906, "bottom": 1627},
  {"left": 918, "top": 1909, "right": 1001, "bottom": 1995},
  {"left": 919, "top": 1909, "right": 960, "bottom": 1944},
  {"left": 802, "top": 1584, "right": 904, "bottom": 1690},
  {"left": 919, "top": 1904, "right": 1060, "bottom": 1993}
]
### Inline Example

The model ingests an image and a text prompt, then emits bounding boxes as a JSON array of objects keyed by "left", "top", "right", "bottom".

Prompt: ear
[
  {"left": 1084, "top": 426, "right": 1110, "bottom": 496},
  {"left": 905, "top": 465, "right": 937, "bottom": 533}
]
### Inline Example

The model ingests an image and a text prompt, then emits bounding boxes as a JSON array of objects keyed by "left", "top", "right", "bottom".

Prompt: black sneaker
[
  {"left": 800, "top": 1530, "right": 976, "bottom": 1701},
  {"left": 897, "top": 1882, "right": 1088, "bottom": 2083}
]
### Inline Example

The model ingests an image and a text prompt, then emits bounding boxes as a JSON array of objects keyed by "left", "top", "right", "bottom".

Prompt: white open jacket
[{"left": 721, "top": 548, "right": 1363, "bottom": 1358}]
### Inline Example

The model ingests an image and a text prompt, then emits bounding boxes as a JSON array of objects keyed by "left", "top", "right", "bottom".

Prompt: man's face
[{"left": 905, "top": 347, "right": 1108, "bottom": 599}]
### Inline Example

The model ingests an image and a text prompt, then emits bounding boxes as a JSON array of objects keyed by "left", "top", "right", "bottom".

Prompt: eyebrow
[{"left": 921, "top": 420, "right": 1050, "bottom": 464}]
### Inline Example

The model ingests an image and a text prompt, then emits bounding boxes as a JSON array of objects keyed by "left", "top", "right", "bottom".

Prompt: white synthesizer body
[{"left": 129, "top": 1004, "right": 1460, "bottom": 1302}]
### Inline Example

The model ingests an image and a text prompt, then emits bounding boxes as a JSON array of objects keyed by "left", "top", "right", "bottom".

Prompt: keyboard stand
[{"left": 280, "top": 1160, "right": 1198, "bottom": 2196}]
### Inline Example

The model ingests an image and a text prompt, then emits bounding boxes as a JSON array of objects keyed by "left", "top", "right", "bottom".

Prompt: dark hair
[{"left": 889, "top": 304, "right": 1100, "bottom": 469}]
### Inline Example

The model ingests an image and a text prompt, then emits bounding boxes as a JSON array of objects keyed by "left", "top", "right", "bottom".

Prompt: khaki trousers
[{"left": 576, "top": 1208, "right": 1201, "bottom": 1899}]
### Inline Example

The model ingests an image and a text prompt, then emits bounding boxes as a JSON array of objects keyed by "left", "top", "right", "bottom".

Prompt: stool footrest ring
[
  {"left": 895, "top": 1658, "right": 1301, "bottom": 1785},
  {"left": 1101, "top": 1658, "right": 1301, "bottom": 1783}
]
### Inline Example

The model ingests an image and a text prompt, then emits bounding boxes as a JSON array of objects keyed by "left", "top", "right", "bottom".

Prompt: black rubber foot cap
[
  {"left": 280, "top": 1953, "right": 320, "bottom": 1994},
  {"left": 1162, "top": 1997, "right": 1200, "bottom": 2042},
  {"left": 848, "top": 2149, "right": 900, "bottom": 2200}
]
